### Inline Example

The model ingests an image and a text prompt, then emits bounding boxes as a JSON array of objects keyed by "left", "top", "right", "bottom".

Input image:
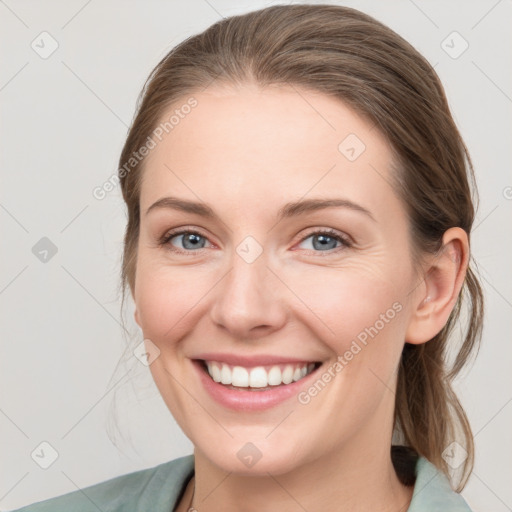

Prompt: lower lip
[{"left": 192, "top": 360, "right": 321, "bottom": 411}]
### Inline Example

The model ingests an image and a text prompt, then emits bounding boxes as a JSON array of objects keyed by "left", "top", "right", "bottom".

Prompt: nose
[{"left": 209, "top": 246, "right": 288, "bottom": 340}]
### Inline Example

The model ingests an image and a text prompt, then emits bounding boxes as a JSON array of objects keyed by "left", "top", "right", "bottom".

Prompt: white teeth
[
  {"left": 282, "top": 365, "right": 294, "bottom": 384},
  {"left": 220, "top": 364, "right": 232, "bottom": 385},
  {"left": 249, "top": 367, "right": 268, "bottom": 388},
  {"left": 204, "top": 361, "right": 317, "bottom": 388},
  {"left": 232, "top": 366, "right": 249, "bottom": 387},
  {"left": 210, "top": 364, "right": 222, "bottom": 383},
  {"left": 267, "top": 366, "right": 282, "bottom": 386}
]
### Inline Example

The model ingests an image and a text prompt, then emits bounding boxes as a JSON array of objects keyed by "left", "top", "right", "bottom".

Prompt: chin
[{"left": 196, "top": 438, "right": 310, "bottom": 477}]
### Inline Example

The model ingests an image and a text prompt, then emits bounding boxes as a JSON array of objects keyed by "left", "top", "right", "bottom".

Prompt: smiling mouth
[{"left": 197, "top": 360, "right": 322, "bottom": 391}]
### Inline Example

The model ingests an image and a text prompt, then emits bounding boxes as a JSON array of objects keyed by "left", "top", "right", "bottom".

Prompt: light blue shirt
[{"left": 9, "top": 454, "right": 474, "bottom": 511}]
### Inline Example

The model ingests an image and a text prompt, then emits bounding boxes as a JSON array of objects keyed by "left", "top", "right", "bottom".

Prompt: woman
[{"left": 12, "top": 3, "right": 483, "bottom": 511}]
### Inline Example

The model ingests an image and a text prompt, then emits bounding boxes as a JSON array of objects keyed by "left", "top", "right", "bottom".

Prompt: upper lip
[{"left": 192, "top": 353, "right": 320, "bottom": 368}]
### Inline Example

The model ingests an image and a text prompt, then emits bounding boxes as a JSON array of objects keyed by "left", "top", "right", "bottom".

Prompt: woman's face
[{"left": 133, "top": 83, "right": 424, "bottom": 474}]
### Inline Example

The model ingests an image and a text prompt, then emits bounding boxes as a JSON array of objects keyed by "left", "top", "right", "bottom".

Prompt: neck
[
  {"left": 176, "top": 382, "right": 414, "bottom": 512},
  {"left": 180, "top": 436, "right": 413, "bottom": 512}
]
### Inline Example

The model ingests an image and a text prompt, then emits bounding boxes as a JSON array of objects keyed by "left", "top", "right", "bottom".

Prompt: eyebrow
[{"left": 145, "top": 196, "right": 376, "bottom": 223}]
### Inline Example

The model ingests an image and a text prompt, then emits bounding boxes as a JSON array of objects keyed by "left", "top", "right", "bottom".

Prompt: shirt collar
[
  {"left": 408, "top": 456, "right": 473, "bottom": 511},
  {"left": 171, "top": 454, "right": 472, "bottom": 511}
]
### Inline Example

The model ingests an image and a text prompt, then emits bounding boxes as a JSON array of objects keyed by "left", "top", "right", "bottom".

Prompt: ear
[
  {"left": 405, "top": 227, "right": 469, "bottom": 344},
  {"left": 129, "top": 279, "right": 141, "bottom": 328},
  {"left": 134, "top": 307, "right": 141, "bottom": 328}
]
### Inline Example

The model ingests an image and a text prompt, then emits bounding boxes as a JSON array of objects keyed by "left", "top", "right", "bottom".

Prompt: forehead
[{"left": 140, "top": 84, "right": 401, "bottom": 220}]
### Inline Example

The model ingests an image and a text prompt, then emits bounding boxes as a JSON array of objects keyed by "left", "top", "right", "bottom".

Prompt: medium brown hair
[{"left": 117, "top": 3, "right": 484, "bottom": 490}]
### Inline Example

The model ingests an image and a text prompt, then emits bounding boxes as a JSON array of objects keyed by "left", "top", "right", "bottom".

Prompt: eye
[
  {"left": 159, "top": 229, "right": 213, "bottom": 253},
  {"left": 159, "top": 227, "right": 352, "bottom": 255},
  {"left": 296, "top": 229, "right": 352, "bottom": 253}
]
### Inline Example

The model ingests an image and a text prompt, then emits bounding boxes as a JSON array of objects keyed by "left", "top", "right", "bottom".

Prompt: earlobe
[{"left": 405, "top": 227, "right": 469, "bottom": 345}]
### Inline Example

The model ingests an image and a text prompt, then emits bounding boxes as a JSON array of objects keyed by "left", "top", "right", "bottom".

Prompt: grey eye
[
  {"left": 171, "top": 232, "right": 208, "bottom": 250},
  {"left": 298, "top": 233, "right": 341, "bottom": 251}
]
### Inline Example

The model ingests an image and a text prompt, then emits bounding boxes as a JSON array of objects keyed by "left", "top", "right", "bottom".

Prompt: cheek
[
  {"left": 134, "top": 263, "right": 209, "bottom": 343},
  {"left": 289, "top": 262, "right": 408, "bottom": 357},
  {"left": 133, "top": 263, "right": 210, "bottom": 428}
]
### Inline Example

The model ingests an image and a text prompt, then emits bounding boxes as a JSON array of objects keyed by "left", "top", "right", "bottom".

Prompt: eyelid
[
  {"left": 158, "top": 226, "right": 214, "bottom": 253},
  {"left": 293, "top": 227, "right": 352, "bottom": 254},
  {"left": 159, "top": 226, "right": 353, "bottom": 254},
  {"left": 296, "top": 226, "right": 353, "bottom": 246}
]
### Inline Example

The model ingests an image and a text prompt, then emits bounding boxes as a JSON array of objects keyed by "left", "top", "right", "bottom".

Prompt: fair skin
[{"left": 131, "top": 83, "right": 468, "bottom": 512}]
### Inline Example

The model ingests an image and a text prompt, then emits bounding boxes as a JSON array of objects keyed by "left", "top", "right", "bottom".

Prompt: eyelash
[{"left": 158, "top": 227, "right": 353, "bottom": 256}]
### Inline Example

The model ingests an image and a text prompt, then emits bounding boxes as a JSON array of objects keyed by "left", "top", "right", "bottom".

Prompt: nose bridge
[{"left": 209, "top": 235, "right": 286, "bottom": 337}]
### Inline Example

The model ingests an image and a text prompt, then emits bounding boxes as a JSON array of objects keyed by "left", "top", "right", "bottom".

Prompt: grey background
[{"left": 1, "top": 1, "right": 511, "bottom": 510}]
